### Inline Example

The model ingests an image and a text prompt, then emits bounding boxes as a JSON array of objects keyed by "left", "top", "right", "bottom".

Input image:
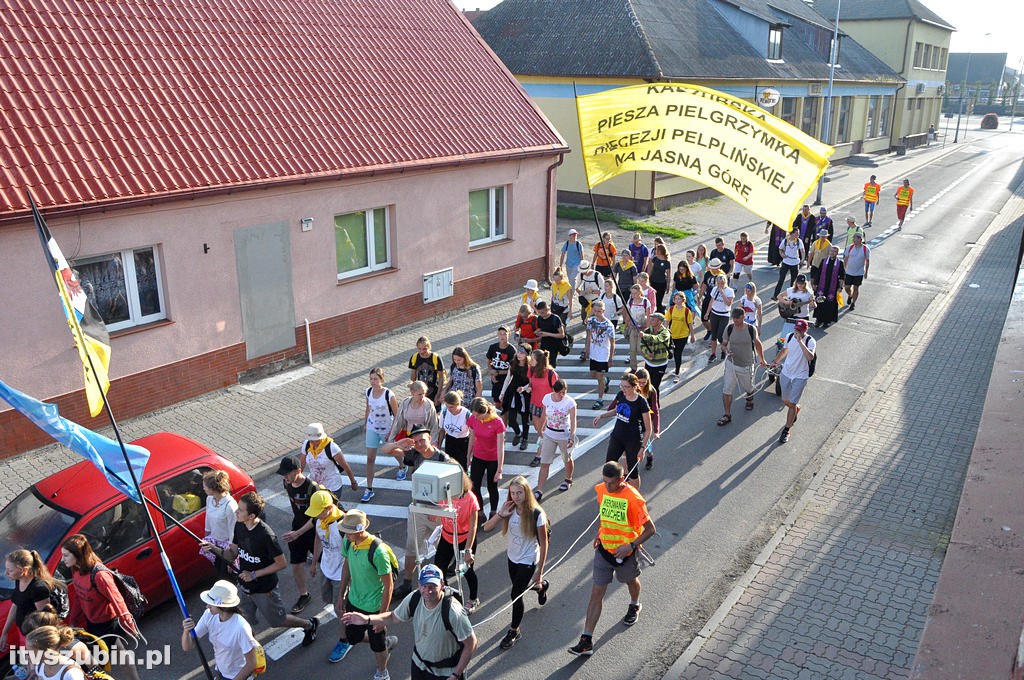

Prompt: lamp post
[{"left": 813, "top": 0, "right": 841, "bottom": 206}]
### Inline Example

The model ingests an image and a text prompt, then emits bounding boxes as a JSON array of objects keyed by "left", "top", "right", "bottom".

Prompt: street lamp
[{"left": 813, "top": 0, "right": 841, "bottom": 205}]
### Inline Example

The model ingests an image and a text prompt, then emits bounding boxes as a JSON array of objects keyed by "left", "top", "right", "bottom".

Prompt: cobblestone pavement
[{"left": 672, "top": 178, "right": 1024, "bottom": 677}]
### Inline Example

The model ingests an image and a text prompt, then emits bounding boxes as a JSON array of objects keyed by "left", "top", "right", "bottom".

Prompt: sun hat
[
  {"left": 200, "top": 580, "right": 241, "bottom": 608},
  {"left": 339, "top": 509, "right": 369, "bottom": 534},
  {"left": 524, "top": 279, "right": 539, "bottom": 291},
  {"left": 709, "top": 258, "right": 723, "bottom": 268},
  {"left": 418, "top": 564, "right": 444, "bottom": 587},
  {"left": 408, "top": 425, "right": 432, "bottom": 437},
  {"left": 306, "top": 423, "right": 326, "bottom": 440},
  {"left": 305, "top": 489, "right": 335, "bottom": 517},
  {"left": 579, "top": 260, "right": 591, "bottom": 270}
]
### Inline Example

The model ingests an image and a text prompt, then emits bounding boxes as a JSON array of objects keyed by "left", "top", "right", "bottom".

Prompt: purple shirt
[{"left": 629, "top": 242, "right": 650, "bottom": 272}]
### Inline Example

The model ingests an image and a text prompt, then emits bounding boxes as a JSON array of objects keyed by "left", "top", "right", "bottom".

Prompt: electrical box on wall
[
  {"left": 300, "top": 217, "right": 314, "bottom": 232},
  {"left": 423, "top": 267, "right": 454, "bottom": 303}
]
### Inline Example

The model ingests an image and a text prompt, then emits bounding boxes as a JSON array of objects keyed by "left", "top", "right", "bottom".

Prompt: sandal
[
  {"left": 745, "top": 398, "right": 754, "bottom": 411},
  {"left": 717, "top": 415, "right": 732, "bottom": 426}
]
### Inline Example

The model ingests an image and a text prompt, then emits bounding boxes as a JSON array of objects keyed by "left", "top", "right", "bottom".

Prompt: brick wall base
[{"left": 1, "top": 257, "right": 547, "bottom": 458}]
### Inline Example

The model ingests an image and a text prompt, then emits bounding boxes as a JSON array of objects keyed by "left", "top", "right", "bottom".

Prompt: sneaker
[
  {"left": 302, "top": 616, "right": 319, "bottom": 647},
  {"left": 360, "top": 488, "right": 375, "bottom": 503},
  {"left": 395, "top": 467, "right": 407, "bottom": 481},
  {"left": 593, "top": 399, "right": 603, "bottom": 409},
  {"left": 519, "top": 438, "right": 528, "bottom": 451},
  {"left": 568, "top": 635, "right": 594, "bottom": 656},
  {"left": 707, "top": 355, "right": 716, "bottom": 364},
  {"left": 720, "top": 350, "right": 726, "bottom": 360},
  {"left": 673, "top": 373, "right": 681, "bottom": 383},
  {"left": 385, "top": 635, "right": 398, "bottom": 652},
  {"left": 533, "top": 489, "right": 543, "bottom": 502},
  {"left": 530, "top": 456, "right": 541, "bottom": 467},
  {"left": 645, "top": 453, "right": 653, "bottom": 471},
  {"left": 604, "top": 376, "right": 611, "bottom": 391},
  {"left": 779, "top": 427, "right": 790, "bottom": 444},
  {"left": 373, "top": 671, "right": 391, "bottom": 680},
  {"left": 464, "top": 598, "right": 481, "bottom": 615},
  {"left": 536, "top": 579, "right": 550, "bottom": 606},
  {"left": 291, "top": 592, "right": 311, "bottom": 614},
  {"left": 579, "top": 351, "right": 588, "bottom": 362},
  {"left": 558, "top": 479, "right": 573, "bottom": 491},
  {"left": 623, "top": 603, "right": 642, "bottom": 626},
  {"left": 500, "top": 629, "right": 522, "bottom": 649},
  {"left": 328, "top": 640, "right": 352, "bottom": 663},
  {"left": 849, "top": 303, "right": 855, "bottom": 311}
]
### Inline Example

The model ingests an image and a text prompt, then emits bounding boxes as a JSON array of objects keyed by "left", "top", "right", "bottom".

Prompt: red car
[{"left": 0, "top": 432, "right": 254, "bottom": 624}]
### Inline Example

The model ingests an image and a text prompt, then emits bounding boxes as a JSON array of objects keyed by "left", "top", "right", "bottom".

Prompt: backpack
[
  {"left": 349, "top": 536, "right": 401, "bottom": 584},
  {"left": 534, "top": 507, "right": 551, "bottom": 540},
  {"left": 48, "top": 580, "right": 70, "bottom": 619},
  {"left": 408, "top": 587, "right": 465, "bottom": 671},
  {"left": 305, "top": 439, "right": 351, "bottom": 480},
  {"left": 90, "top": 565, "right": 148, "bottom": 619},
  {"left": 558, "top": 328, "right": 574, "bottom": 356},
  {"left": 365, "top": 387, "right": 395, "bottom": 416},
  {"left": 726, "top": 324, "right": 756, "bottom": 354},
  {"left": 785, "top": 333, "right": 817, "bottom": 377}
]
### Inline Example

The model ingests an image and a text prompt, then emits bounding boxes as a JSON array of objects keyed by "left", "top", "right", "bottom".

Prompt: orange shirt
[
  {"left": 595, "top": 482, "right": 650, "bottom": 552},
  {"left": 863, "top": 182, "right": 880, "bottom": 203},
  {"left": 593, "top": 242, "right": 617, "bottom": 267},
  {"left": 896, "top": 186, "right": 914, "bottom": 206}
]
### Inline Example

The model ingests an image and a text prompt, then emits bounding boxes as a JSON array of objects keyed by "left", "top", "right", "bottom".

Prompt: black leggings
[
  {"left": 645, "top": 363, "right": 666, "bottom": 391},
  {"left": 774, "top": 264, "right": 799, "bottom": 298},
  {"left": 507, "top": 559, "right": 537, "bottom": 629},
  {"left": 507, "top": 410, "right": 530, "bottom": 439},
  {"left": 651, "top": 280, "right": 668, "bottom": 313},
  {"left": 434, "top": 537, "right": 478, "bottom": 599},
  {"left": 672, "top": 337, "right": 689, "bottom": 373},
  {"left": 444, "top": 437, "right": 469, "bottom": 470},
  {"left": 470, "top": 457, "right": 499, "bottom": 517}
]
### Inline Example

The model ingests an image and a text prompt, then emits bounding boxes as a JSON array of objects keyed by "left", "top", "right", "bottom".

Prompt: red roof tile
[{"left": 0, "top": 0, "right": 566, "bottom": 216}]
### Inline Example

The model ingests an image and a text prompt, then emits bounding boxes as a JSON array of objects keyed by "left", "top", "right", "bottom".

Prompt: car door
[{"left": 152, "top": 466, "right": 213, "bottom": 591}]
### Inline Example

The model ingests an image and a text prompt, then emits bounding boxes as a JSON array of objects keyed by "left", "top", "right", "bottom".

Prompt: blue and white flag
[{"left": 0, "top": 378, "right": 149, "bottom": 502}]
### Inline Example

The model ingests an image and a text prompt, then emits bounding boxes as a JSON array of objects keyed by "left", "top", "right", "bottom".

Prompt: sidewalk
[
  {"left": 0, "top": 141, "right": 963, "bottom": 506},
  {"left": 668, "top": 163, "right": 1024, "bottom": 676}
]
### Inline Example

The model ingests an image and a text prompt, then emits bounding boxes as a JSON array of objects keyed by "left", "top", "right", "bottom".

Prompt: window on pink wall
[
  {"left": 469, "top": 186, "right": 507, "bottom": 246},
  {"left": 74, "top": 246, "right": 166, "bottom": 331},
  {"left": 335, "top": 206, "right": 391, "bottom": 279}
]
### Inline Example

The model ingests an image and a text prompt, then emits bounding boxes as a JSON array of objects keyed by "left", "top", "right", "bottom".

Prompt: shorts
[
  {"left": 605, "top": 434, "right": 643, "bottom": 480},
  {"left": 723, "top": 360, "right": 755, "bottom": 397},
  {"left": 343, "top": 599, "right": 388, "bottom": 652},
  {"left": 589, "top": 359, "right": 609, "bottom": 373},
  {"left": 779, "top": 374, "right": 808, "bottom": 405},
  {"left": 320, "top": 571, "right": 342, "bottom": 605},
  {"left": 864, "top": 200, "right": 877, "bottom": 212},
  {"left": 845, "top": 274, "right": 863, "bottom": 287},
  {"left": 732, "top": 263, "right": 753, "bottom": 278},
  {"left": 288, "top": 528, "right": 316, "bottom": 564},
  {"left": 896, "top": 204, "right": 909, "bottom": 220},
  {"left": 539, "top": 435, "right": 571, "bottom": 465},
  {"left": 86, "top": 616, "right": 140, "bottom": 650},
  {"left": 592, "top": 547, "right": 641, "bottom": 586},
  {"left": 239, "top": 588, "right": 289, "bottom": 628},
  {"left": 365, "top": 429, "right": 388, "bottom": 449},
  {"left": 407, "top": 507, "right": 440, "bottom": 556},
  {"left": 529, "top": 404, "right": 544, "bottom": 418}
]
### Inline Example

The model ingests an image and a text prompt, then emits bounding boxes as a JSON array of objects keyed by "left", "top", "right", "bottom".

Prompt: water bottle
[{"left": 12, "top": 664, "right": 29, "bottom": 680}]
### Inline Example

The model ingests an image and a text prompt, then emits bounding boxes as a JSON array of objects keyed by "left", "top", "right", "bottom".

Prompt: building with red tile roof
[{"left": 0, "top": 0, "right": 567, "bottom": 455}]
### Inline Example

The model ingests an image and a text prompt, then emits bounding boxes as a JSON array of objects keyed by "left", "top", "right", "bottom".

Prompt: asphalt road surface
[{"left": 139, "top": 126, "right": 1024, "bottom": 680}]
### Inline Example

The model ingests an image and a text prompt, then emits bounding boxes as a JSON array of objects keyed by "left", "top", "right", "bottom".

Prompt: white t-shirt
[
  {"left": 710, "top": 286, "right": 735, "bottom": 315},
  {"left": 781, "top": 239, "right": 803, "bottom": 266},
  {"left": 587, "top": 317, "right": 616, "bottom": 362},
  {"left": 441, "top": 406, "right": 470, "bottom": 440},
  {"left": 740, "top": 295, "right": 761, "bottom": 326},
  {"left": 598, "top": 292, "right": 622, "bottom": 322},
  {"left": 314, "top": 516, "right": 346, "bottom": 581},
  {"left": 34, "top": 662, "right": 84, "bottom": 680},
  {"left": 195, "top": 609, "right": 258, "bottom": 679},
  {"left": 303, "top": 440, "right": 345, "bottom": 492},
  {"left": 205, "top": 494, "right": 238, "bottom": 543},
  {"left": 785, "top": 287, "right": 813, "bottom": 318},
  {"left": 541, "top": 393, "right": 576, "bottom": 441},
  {"left": 782, "top": 334, "right": 816, "bottom": 379},
  {"left": 365, "top": 387, "right": 395, "bottom": 435},
  {"left": 506, "top": 508, "right": 547, "bottom": 565}
]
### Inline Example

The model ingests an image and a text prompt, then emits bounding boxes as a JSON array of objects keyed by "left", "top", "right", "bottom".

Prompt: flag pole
[
  {"left": 28, "top": 193, "right": 216, "bottom": 680},
  {"left": 572, "top": 82, "right": 644, "bottom": 336}
]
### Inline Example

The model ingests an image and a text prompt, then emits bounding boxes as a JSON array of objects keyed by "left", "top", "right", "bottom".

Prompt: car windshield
[{"left": 0, "top": 488, "right": 77, "bottom": 599}]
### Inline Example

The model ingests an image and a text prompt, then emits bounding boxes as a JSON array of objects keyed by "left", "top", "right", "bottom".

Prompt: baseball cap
[
  {"left": 819, "top": 206, "right": 828, "bottom": 213},
  {"left": 649, "top": 312, "right": 666, "bottom": 321},
  {"left": 419, "top": 564, "right": 444, "bottom": 587},
  {"left": 568, "top": 228, "right": 579, "bottom": 236},
  {"left": 275, "top": 455, "right": 300, "bottom": 476},
  {"left": 305, "top": 490, "right": 334, "bottom": 517},
  {"left": 796, "top": 274, "right": 807, "bottom": 283},
  {"left": 793, "top": 319, "right": 809, "bottom": 331}
]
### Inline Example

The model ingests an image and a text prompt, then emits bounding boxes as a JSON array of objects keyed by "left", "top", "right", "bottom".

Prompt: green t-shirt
[{"left": 341, "top": 535, "right": 393, "bottom": 613}]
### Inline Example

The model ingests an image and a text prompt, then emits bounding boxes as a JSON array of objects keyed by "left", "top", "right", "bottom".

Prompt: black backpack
[
  {"left": 346, "top": 535, "right": 401, "bottom": 585},
  {"left": 48, "top": 580, "right": 70, "bottom": 619},
  {"left": 785, "top": 333, "right": 817, "bottom": 377},
  {"left": 408, "top": 586, "right": 465, "bottom": 671},
  {"left": 558, "top": 330, "right": 574, "bottom": 356},
  {"left": 90, "top": 565, "right": 148, "bottom": 619}
]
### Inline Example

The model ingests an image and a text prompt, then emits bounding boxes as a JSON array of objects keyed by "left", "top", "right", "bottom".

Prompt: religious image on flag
[
  {"left": 0, "top": 378, "right": 149, "bottom": 502},
  {"left": 28, "top": 193, "right": 111, "bottom": 417}
]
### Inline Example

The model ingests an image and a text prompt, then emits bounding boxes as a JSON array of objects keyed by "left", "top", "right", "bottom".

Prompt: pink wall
[{"left": 0, "top": 156, "right": 557, "bottom": 404}]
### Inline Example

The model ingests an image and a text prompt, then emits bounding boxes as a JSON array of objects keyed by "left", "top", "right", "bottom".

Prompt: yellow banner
[{"left": 576, "top": 83, "right": 834, "bottom": 228}]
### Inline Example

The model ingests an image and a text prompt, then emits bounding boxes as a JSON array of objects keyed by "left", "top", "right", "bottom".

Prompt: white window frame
[
  {"left": 468, "top": 186, "right": 507, "bottom": 246},
  {"left": 74, "top": 246, "right": 166, "bottom": 332},
  {"left": 335, "top": 207, "right": 392, "bottom": 280},
  {"left": 767, "top": 26, "right": 783, "bottom": 61}
]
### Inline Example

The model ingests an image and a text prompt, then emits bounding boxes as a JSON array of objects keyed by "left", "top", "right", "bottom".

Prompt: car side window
[
  {"left": 156, "top": 468, "right": 210, "bottom": 521},
  {"left": 80, "top": 499, "right": 153, "bottom": 561}
]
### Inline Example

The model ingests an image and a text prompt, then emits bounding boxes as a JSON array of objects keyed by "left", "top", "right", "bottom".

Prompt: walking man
[
  {"left": 732, "top": 232, "right": 755, "bottom": 283},
  {"left": 717, "top": 308, "right": 767, "bottom": 426},
  {"left": 343, "top": 564, "right": 477, "bottom": 680},
  {"left": 863, "top": 175, "right": 881, "bottom": 226},
  {"left": 895, "top": 178, "right": 914, "bottom": 230},
  {"left": 485, "top": 327, "right": 515, "bottom": 406},
  {"left": 409, "top": 337, "right": 447, "bottom": 408},
  {"left": 276, "top": 455, "right": 324, "bottom": 615},
  {"left": 771, "top": 318, "right": 816, "bottom": 444},
  {"left": 639, "top": 312, "right": 672, "bottom": 391},
  {"left": 306, "top": 490, "right": 350, "bottom": 663},
  {"left": 584, "top": 299, "right": 615, "bottom": 409},
  {"left": 202, "top": 492, "right": 320, "bottom": 644},
  {"left": 791, "top": 205, "right": 817, "bottom": 256},
  {"left": 534, "top": 300, "right": 566, "bottom": 368},
  {"left": 338, "top": 509, "right": 399, "bottom": 680},
  {"left": 843, "top": 232, "right": 870, "bottom": 311},
  {"left": 558, "top": 228, "right": 584, "bottom": 289},
  {"left": 576, "top": 260, "right": 604, "bottom": 323},
  {"left": 568, "top": 460, "right": 657, "bottom": 657},
  {"left": 711, "top": 237, "right": 735, "bottom": 276}
]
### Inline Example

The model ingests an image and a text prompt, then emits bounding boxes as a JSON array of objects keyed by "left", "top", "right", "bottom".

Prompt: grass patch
[{"left": 557, "top": 205, "right": 694, "bottom": 240}]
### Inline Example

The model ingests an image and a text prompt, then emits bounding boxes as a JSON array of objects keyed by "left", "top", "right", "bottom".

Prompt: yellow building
[{"left": 474, "top": 0, "right": 902, "bottom": 212}]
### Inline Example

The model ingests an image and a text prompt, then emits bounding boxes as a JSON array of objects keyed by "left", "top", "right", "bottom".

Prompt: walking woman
[
  {"left": 201, "top": 470, "right": 238, "bottom": 577},
  {"left": 432, "top": 468, "right": 481, "bottom": 614},
  {"left": 499, "top": 346, "right": 533, "bottom": 451},
  {"left": 61, "top": 534, "right": 141, "bottom": 680},
  {"left": 635, "top": 368, "right": 661, "bottom": 470},
  {"left": 549, "top": 267, "right": 573, "bottom": 323},
  {"left": 438, "top": 390, "right": 471, "bottom": 470},
  {"left": 666, "top": 291, "right": 695, "bottom": 382},
  {"left": 694, "top": 243, "right": 710, "bottom": 274},
  {"left": 598, "top": 278, "right": 623, "bottom": 327},
  {"left": 444, "top": 346, "right": 483, "bottom": 405},
  {"left": 1, "top": 549, "right": 61, "bottom": 653},
  {"left": 646, "top": 243, "right": 672, "bottom": 313},
  {"left": 624, "top": 284, "right": 651, "bottom": 372},
  {"left": 362, "top": 367, "right": 399, "bottom": 502},
  {"left": 672, "top": 260, "right": 699, "bottom": 314},
  {"left": 706, "top": 274, "right": 735, "bottom": 365},
  {"left": 388, "top": 380, "right": 440, "bottom": 480},
  {"left": 481, "top": 476, "right": 549, "bottom": 651},
  {"left": 24, "top": 626, "right": 87, "bottom": 680},
  {"left": 467, "top": 397, "right": 506, "bottom": 520},
  {"left": 523, "top": 349, "right": 559, "bottom": 463},
  {"left": 182, "top": 580, "right": 260, "bottom": 680},
  {"left": 772, "top": 229, "right": 805, "bottom": 300},
  {"left": 593, "top": 232, "right": 617, "bottom": 278}
]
